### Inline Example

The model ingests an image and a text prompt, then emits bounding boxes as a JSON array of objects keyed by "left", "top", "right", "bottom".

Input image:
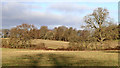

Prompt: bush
[
  {"left": 2, "top": 39, "right": 10, "bottom": 48},
  {"left": 68, "top": 41, "right": 118, "bottom": 50},
  {"left": 68, "top": 42, "right": 78, "bottom": 50},
  {"left": 1, "top": 38, "right": 47, "bottom": 50}
]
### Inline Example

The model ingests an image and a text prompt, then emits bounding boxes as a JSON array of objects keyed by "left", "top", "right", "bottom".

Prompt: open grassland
[
  {"left": 31, "top": 39, "right": 69, "bottom": 49},
  {"left": 2, "top": 48, "right": 119, "bottom": 66}
]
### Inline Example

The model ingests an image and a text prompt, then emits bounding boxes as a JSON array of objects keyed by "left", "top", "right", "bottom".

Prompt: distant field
[
  {"left": 31, "top": 39, "right": 69, "bottom": 49},
  {"left": 2, "top": 48, "right": 119, "bottom": 66}
]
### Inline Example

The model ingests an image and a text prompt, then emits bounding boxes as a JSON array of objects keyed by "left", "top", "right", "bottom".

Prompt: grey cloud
[
  {"left": 2, "top": 2, "right": 83, "bottom": 29},
  {"left": 48, "top": 3, "right": 93, "bottom": 13}
]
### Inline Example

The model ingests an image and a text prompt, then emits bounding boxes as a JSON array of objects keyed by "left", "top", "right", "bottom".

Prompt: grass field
[
  {"left": 2, "top": 48, "right": 119, "bottom": 66},
  {"left": 31, "top": 39, "right": 69, "bottom": 49}
]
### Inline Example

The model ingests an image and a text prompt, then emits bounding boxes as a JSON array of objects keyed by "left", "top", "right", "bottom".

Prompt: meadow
[{"left": 2, "top": 48, "right": 119, "bottom": 66}]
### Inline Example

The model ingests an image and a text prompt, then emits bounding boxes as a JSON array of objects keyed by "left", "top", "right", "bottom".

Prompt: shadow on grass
[
  {"left": 20, "top": 54, "right": 43, "bottom": 67},
  {"left": 17, "top": 53, "right": 109, "bottom": 67},
  {"left": 48, "top": 54, "right": 73, "bottom": 66},
  {"left": 48, "top": 54, "right": 108, "bottom": 66}
]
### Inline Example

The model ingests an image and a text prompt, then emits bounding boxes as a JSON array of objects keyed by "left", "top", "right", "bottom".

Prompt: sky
[{"left": 2, "top": 1, "right": 118, "bottom": 30}]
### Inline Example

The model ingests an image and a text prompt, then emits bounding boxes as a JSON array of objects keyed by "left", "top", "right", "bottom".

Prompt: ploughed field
[{"left": 2, "top": 48, "right": 119, "bottom": 66}]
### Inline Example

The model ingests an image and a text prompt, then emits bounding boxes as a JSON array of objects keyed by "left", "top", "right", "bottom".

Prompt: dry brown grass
[
  {"left": 31, "top": 39, "right": 69, "bottom": 49},
  {"left": 2, "top": 48, "right": 119, "bottom": 66}
]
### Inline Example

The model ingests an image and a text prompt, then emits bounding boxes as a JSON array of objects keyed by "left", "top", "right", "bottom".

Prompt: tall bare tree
[{"left": 84, "top": 7, "right": 111, "bottom": 42}]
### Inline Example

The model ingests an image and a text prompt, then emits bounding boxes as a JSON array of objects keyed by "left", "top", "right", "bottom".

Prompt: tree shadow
[
  {"left": 18, "top": 53, "right": 112, "bottom": 67},
  {"left": 19, "top": 54, "right": 43, "bottom": 67},
  {"left": 48, "top": 54, "right": 108, "bottom": 66},
  {"left": 48, "top": 54, "right": 73, "bottom": 66}
]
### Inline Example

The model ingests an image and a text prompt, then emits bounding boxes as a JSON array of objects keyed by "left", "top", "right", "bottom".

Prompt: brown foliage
[{"left": 9, "top": 24, "right": 36, "bottom": 48}]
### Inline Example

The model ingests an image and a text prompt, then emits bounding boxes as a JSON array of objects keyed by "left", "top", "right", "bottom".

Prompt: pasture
[
  {"left": 2, "top": 48, "right": 119, "bottom": 66},
  {"left": 31, "top": 39, "right": 69, "bottom": 49}
]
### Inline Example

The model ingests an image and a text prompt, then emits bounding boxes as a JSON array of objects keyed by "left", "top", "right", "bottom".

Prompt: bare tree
[{"left": 84, "top": 7, "right": 111, "bottom": 42}]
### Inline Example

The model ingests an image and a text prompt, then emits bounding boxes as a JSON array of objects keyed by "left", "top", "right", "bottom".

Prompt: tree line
[{"left": 2, "top": 24, "right": 119, "bottom": 42}]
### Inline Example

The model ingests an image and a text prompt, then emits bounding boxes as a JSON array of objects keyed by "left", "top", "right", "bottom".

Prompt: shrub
[
  {"left": 2, "top": 39, "right": 10, "bottom": 48},
  {"left": 68, "top": 41, "right": 117, "bottom": 50}
]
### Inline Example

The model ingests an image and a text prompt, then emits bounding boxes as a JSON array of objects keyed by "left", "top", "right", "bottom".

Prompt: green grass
[{"left": 2, "top": 48, "right": 119, "bottom": 66}]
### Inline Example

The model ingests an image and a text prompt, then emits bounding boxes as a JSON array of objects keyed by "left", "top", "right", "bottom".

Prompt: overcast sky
[{"left": 2, "top": 2, "right": 118, "bottom": 29}]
